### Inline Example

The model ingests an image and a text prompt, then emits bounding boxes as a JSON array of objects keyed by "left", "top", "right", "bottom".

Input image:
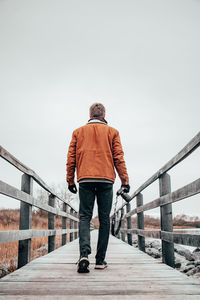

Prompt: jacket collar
[{"left": 87, "top": 118, "right": 108, "bottom": 125}]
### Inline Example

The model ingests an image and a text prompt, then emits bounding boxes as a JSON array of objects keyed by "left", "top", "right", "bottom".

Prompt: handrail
[
  {"left": 0, "top": 145, "right": 79, "bottom": 269},
  {"left": 118, "top": 131, "right": 200, "bottom": 210},
  {"left": 0, "top": 228, "right": 78, "bottom": 244},
  {"left": 0, "top": 180, "right": 78, "bottom": 221},
  {"left": 0, "top": 146, "right": 77, "bottom": 211},
  {"left": 125, "top": 178, "right": 200, "bottom": 218},
  {"left": 112, "top": 131, "right": 200, "bottom": 268}
]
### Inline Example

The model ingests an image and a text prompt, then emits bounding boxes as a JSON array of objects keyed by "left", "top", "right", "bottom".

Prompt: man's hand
[
  {"left": 68, "top": 184, "right": 77, "bottom": 194},
  {"left": 121, "top": 184, "right": 130, "bottom": 193}
]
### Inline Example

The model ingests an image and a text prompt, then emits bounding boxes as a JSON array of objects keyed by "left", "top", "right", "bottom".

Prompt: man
[{"left": 66, "top": 103, "right": 130, "bottom": 273}]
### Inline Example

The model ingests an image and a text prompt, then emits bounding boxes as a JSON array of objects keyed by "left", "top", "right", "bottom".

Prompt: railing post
[
  {"left": 126, "top": 203, "right": 132, "bottom": 246},
  {"left": 77, "top": 212, "right": 79, "bottom": 237},
  {"left": 74, "top": 212, "right": 78, "bottom": 239},
  {"left": 116, "top": 211, "right": 120, "bottom": 239},
  {"left": 48, "top": 194, "right": 56, "bottom": 253},
  {"left": 76, "top": 212, "right": 79, "bottom": 238},
  {"left": 66, "top": 206, "right": 70, "bottom": 243},
  {"left": 159, "top": 173, "right": 175, "bottom": 267},
  {"left": 18, "top": 174, "right": 33, "bottom": 268},
  {"left": 62, "top": 202, "right": 67, "bottom": 245},
  {"left": 121, "top": 208, "right": 125, "bottom": 242},
  {"left": 137, "top": 193, "right": 145, "bottom": 252},
  {"left": 70, "top": 208, "right": 73, "bottom": 242}
]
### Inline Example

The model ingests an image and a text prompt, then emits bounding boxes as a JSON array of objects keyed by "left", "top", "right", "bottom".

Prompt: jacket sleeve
[
  {"left": 112, "top": 130, "right": 129, "bottom": 185},
  {"left": 66, "top": 131, "right": 77, "bottom": 185}
]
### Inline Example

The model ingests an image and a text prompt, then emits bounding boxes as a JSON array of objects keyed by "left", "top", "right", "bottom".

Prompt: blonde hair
[{"left": 89, "top": 103, "right": 105, "bottom": 117}]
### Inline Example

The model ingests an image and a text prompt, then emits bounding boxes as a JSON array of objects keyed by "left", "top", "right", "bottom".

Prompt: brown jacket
[{"left": 66, "top": 120, "right": 129, "bottom": 185}]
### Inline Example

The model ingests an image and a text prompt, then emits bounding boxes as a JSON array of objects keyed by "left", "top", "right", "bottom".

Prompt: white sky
[{"left": 0, "top": 0, "right": 199, "bottom": 217}]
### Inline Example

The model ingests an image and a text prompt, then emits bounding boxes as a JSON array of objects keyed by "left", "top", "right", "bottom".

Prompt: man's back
[{"left": 67, "top": 121, "right": 129, "bottom": 185}]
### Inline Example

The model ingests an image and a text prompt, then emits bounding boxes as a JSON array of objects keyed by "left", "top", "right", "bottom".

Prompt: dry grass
[{"left": 0, "top": 209, "right": 70, "bottom": 278}]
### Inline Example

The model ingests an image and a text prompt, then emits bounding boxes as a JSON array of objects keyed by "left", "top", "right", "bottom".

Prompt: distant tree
[{"left": 35, "top": 182, "right": 79, "bottom": 211}]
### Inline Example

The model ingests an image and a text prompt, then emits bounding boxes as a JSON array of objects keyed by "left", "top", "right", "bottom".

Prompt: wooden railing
[
  {"left": 112, "top": 132, "right": 200, "bottom": 267},
  {"left": 0, "top": 146, "right": 79, "bottom": 268}
]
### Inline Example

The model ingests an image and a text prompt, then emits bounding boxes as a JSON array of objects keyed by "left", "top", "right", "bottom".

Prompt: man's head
[{"left": 89, "top": 103, "right": 105, "bottom": 118}]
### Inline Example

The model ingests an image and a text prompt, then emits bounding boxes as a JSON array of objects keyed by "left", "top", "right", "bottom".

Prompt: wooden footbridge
[
  {"left": 1, "top": 230, "right": 200, "bottom": 298},
  {"left": 0, "top": 132, "right": 200, "bottom": 298}
]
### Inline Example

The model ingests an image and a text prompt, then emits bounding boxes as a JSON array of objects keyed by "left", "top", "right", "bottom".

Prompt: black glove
[
  {"left": 68, "top": 184, "right": 77, "bottom": 194},
  {"left": 121, "top": 184, "right": 130, "bottom": 193}
]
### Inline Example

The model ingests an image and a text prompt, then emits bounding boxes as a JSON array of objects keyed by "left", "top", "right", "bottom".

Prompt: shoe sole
[
  {"left": 94, "top": 264, "right": 108, "bottom": 270},
  {"left": 77, "top": 258, "right": 90, "bottom": 273}
]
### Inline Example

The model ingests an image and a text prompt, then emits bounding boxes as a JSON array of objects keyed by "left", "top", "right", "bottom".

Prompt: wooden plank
[
  {"left": 116, "top": 132, "right": 200, "bottom": 211},
  {"left": 0, "top": 265, "right": 195, "bottom": 282},
  {"left": 1, "top": 231, "right": 200, "bottom": 298},
  {"left": 120, "top": 228, "right": 200, "bottom": 247},
  {"left": 116, "top": 211, "right": 120, "bottom": 239},
  {"left": 48, "top": 194, "right": 56, "bottom": 253},
  {"left": 137, "top": 229, "right": 160, "bottom": 239},
  {"left": 137, "top": 193, "right": 145, "bottom": 252},
  {"left": 70, "top": 208, "right": 74, "bottom": 242},
  {"left": 159, "top": 173, "right": 174, "bottom": 268},
  {"left": 161, "top": 231, "right": 200, "bottom": 247},
  {"left": 169, "top": 178, "right": 200, "bottom": 204},
  {"left": 0, "top": 276, "right": 200, "bottom": 295},
  {"left": 0, "top": 296, "right": 199, "bottom": 300},
  {"left": 0, "top": 146, "right": 77, "bottom": 212},
  {"left": 18, "top": 174, "right": 33, "bottom": 268},
  {"left": 0, "top": 229, "right": 78, "bottom": 243},
  {"left": 125, "top": 178, "right": 200, "bottom": 217},
  {"left": 126, "top": 203, "right": 132, "bottom": 245},
  {"left": 120, "top": 208, "right": 125, "bottom": 242},
  {"left": 120, "top": 228, "right": 160, "bottom": 239},
  {"left": 0, "top": 281, "right": 200, "bottom": 296},
  {"left": 62, "top": 202, "right": 67, "bottom": 245},
  {"left": 74, "top": 212, "right": 78, "bottom": 239},
  {"left": 0, "top": 146, "right": 34, "bottom": 178},
  {"left": 0, "top": 181, "right": 78, "bottom": 222}
]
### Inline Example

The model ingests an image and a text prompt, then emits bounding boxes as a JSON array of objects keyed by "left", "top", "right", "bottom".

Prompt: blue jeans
[{"left": 79, "top": 182, "right": 113, "bottom": 262}]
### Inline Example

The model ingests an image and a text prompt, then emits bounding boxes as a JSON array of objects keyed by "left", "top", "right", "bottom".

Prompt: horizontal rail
[
  {"left": 120, "top": 228, "right": 200, "bottom": 247},
  {"left": 161, "top": 231, "right": 200, "bottom": 247},
  {"left": 117, "top": 131, "right": 200, "bottom": 211},
  {"left": 120, "top": 228, "right": 160, "bottom": 239},
  {"left": 0, "top": 181, "right": 79, "bottom": 222},
  {"left": 0, "top": 229, "right": 79, "bottom": 243},
  {"left": 0, "top": 146, "right": 77, "bottom": 212},
  {"left": 125, "top": 178, "right": 200, "bottom": 218}
]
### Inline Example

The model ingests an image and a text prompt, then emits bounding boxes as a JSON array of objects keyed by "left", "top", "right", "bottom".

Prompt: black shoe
[
  {"left": 95, "top": 260, "right": 108, "bottom": 270},
  {"left": 77, "top": 257, "right": 90, "bottom": 273}
]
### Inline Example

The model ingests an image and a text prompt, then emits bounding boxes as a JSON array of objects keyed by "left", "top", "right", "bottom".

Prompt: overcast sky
[{"left": 0, "top": 0, "right": 199, "bottom": 217}]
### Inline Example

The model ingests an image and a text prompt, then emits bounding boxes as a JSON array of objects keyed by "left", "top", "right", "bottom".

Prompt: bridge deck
[{"left": 0, "top": 230, "right": 200, "bottom": 299}]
